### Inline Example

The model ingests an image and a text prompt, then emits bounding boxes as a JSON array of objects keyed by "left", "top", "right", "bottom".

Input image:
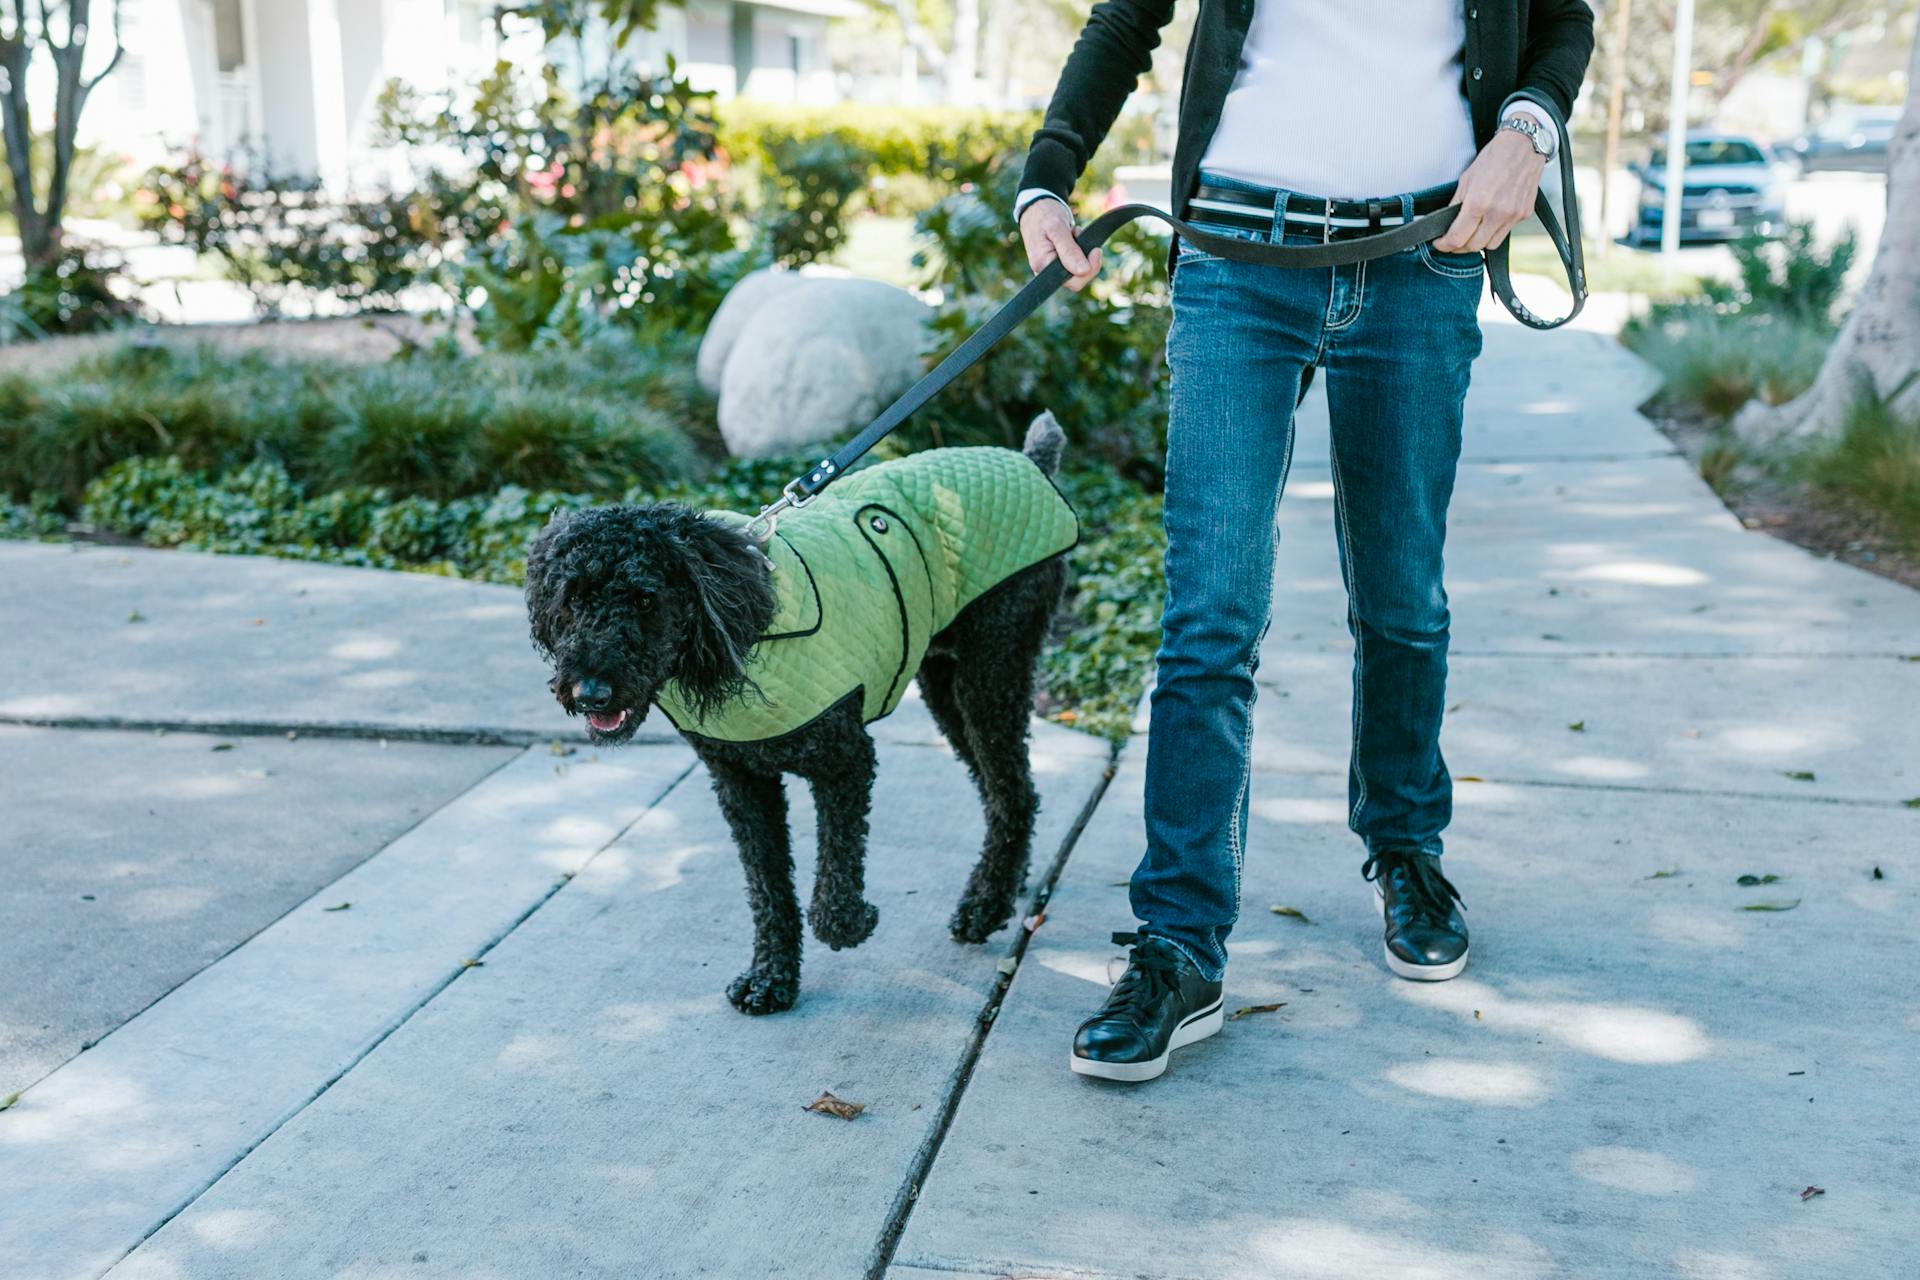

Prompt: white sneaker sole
[
  {"left": 1069, "top": 998, "right": 1225, "bottom": 1083},
  {"left": 1373, "top": 883, "right": 1468, "bottom": 982}
]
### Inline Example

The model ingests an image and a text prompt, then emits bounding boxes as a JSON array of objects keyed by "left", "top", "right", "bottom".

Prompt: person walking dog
[{"left": 1020, "top": 0, "right": 1596, "bottom": 1082}]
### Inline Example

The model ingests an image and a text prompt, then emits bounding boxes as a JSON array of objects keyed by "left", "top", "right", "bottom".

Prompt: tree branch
[
  {"left": 870, "top": 0, "right": 948, "bottom": 74},
  {"left": 80, "top": 0, "right": 125, "bottom": 93}
]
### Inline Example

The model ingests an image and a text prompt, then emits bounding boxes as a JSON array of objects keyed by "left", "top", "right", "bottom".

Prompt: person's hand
[
  {"left": 1433, "top": 127, "right": 1547, "bottom": 253},
  {"left": 1019, "top": 197, "right": 1103, "bottom": 292}
]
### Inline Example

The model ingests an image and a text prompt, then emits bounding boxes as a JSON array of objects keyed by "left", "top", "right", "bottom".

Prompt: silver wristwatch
[{"left": 1500, "top": 114, "right": 1555, "bottom": 159}]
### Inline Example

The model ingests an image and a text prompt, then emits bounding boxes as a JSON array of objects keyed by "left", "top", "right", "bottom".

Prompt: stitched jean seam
[
  {"left": 1327, "top": 429, "right": 1370, "bottom": 829},
  {"left": 1419, "top": 243, "right": 1487, "bottom": 279},
  {"left": 1326, "top": 260, "right": 1368, "bottom": 330}
]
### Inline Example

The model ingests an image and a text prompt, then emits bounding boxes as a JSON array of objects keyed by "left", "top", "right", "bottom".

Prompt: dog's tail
[{"left": 1022, "top": 410, "right": 1067, "bottom": 478}]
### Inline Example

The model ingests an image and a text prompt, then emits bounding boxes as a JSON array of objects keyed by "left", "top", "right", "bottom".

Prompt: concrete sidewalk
[
  {"left": 3, "top": 308, "right": 1916, "bottom": 1280},
  {"left": 889, "top": 323, "right": 1920, "bottom": 1279}
]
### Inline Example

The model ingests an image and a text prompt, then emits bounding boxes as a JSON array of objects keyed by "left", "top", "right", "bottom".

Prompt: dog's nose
[{"left": 573, "top": 678, "right": 613, "bottom": 712}]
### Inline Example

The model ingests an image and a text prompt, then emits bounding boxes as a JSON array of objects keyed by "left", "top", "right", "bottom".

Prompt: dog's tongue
[{"left": 587, "top": 709, "right": 630, "bottom": 732}]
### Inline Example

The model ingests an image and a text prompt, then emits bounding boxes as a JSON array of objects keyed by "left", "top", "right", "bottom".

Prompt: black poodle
[{"left": 525, "top": 416, "right": 1071, "bottom": 1014}]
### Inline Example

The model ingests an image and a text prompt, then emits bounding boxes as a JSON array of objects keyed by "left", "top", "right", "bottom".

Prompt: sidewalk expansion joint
[
  {"left": 0, "top": 713, "right": 614, "bottom": 748},
  {"left": 1245, "top": 761, "right": 1919, "bottom": 810},
  {"left": 864, "top": 744, "right": 1124, "bottom": 1280},
  {"left": 1441, "top": 650, "right": 1917, "bottom": 661},
  {"left": 98, "top": 753, "right": 702, "bottom": 1277}
]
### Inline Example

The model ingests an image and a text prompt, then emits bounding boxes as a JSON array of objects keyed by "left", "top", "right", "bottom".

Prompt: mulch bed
[{"left": 1651, "top": 404, "right": 1920, "bottom": 592}]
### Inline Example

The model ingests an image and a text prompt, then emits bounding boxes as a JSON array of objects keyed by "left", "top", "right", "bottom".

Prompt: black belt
[
  {"left": 747, "top": 95, "right": 1584, "bottom": 534},
  {"left": 1188, "top": 183, "right": 1458, "bottom": 243}
]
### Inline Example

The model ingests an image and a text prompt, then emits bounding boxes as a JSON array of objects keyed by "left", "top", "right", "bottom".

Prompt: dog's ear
[
  {"left": 523, "top": 514, "right": 571, "bottom": 660},
  {"left": 670, "top": 514, "right": 776, "bottom": 718}
]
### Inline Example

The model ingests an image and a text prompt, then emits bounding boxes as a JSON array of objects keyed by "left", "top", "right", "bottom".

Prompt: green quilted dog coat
[{"left": 655, "top": 446, "right": 1079, "bottom": 743}]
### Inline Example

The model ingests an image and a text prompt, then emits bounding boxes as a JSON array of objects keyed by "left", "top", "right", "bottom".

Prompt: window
[
  {"left": 213, "top": 0, "right": 246, "bottom": 73},
  {"left": 1650, "top": 139, "right": 1766, "bottom": 168}
]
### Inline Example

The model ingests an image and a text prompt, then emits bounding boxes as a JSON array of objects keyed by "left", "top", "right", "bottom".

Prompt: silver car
[{"left": 1631, "top": 132, "right": 1787, "bottom": 246}]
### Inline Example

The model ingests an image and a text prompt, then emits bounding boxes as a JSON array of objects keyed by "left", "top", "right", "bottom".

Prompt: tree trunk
[
  {"left": 0, "top": 0, "right": 124, "bottom": 269},
  {"left": 948, "top": 0, "right": 979, "bottom": 103},
  {"left": 1734, "top": 22, "right": 1920, "bottom": 447}
]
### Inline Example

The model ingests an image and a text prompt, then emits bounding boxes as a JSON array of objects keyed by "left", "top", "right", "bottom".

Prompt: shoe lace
[
  {"left": 1100, "top": 931, "right": 1183, "bottom": 1022},
  {"left": 1363, "top": 850, "right": 1464, "bottom": 926}
]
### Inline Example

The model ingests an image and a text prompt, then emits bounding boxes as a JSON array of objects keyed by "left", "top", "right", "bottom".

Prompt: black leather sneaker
[
  {"left": 1365, "top": 849, "right": 1469, "bottom": 981},
  {"left": 1070, "top": 931, "right": 1225, "bottom": 1083}
]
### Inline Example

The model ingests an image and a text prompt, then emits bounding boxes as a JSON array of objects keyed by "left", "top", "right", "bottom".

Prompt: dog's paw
[
  {"left": 949, "top": 893, "right": 1016, "bottom": 945},
  {"left": 810, "top": 899, "right": 879, "bottom": 951},
  {"left": 727, "top": 963, "right": 799, "bottom": 1015}
]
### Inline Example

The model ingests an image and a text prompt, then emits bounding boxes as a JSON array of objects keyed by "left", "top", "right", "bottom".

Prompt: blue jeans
[{"left": 1133, "top": 174, "right": 1484, "bottom": 981}]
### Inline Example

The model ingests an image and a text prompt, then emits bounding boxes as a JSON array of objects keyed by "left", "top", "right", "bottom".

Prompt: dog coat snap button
[{"left": 868, "top": 514, "right": 889, "bottom": 533}]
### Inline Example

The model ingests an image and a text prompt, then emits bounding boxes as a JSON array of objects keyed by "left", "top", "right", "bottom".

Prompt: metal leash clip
[{"left": 742, "top": 474, "right": 819, "bottom": 544}]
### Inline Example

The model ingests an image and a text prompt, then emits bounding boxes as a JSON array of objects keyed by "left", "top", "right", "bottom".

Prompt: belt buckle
[{"left": 1322, "top": 196, "right": 1333, "bottom": 245}]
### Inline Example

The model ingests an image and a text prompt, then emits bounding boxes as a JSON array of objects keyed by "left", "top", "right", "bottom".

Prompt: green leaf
[
  {"left": 1740, "top": 899, "right": 1801, "bottom": 912},
  {"left": 1783, "top": 770, "right": 1816, "bottom": 782},
  {"left": 1736, "top": 874, "right": 1781, "bottom": 886},
  {"left": 1902, "top": 797, "right": 1920, "bottom": 809},
  {"left": 322, "top": 902, "right": 351, "bottom": 912},
  {"left": 1646, "top": 867, "right": 1683, "bottom": 879},
  {"left": 0, "top": 1091, "right": 18, "bottom": 1112},
  {"left": 1567, "top": 720, "right": 1586, "bottom": 732}
]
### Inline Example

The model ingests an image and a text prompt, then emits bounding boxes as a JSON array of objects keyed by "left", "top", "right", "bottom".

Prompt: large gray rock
[
  {"left": 695, "top": 267, "right": 807, "bottom": 395},
  {"left": 717, "top": 276, "right": 931, "bottom": 459}
]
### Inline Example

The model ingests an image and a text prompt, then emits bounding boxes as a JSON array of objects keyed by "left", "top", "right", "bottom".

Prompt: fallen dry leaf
[
  {"left": 1229, "top": 1003, "right": 1286, "bottom": 1021},
  {"left": 127, "top": 610, "right": 145, "bottom": 623},
  {"left": 1474, "top": 1010, "right": 1484, "bottom": 1021},
  {"left": 1023, "top": 912, "right": 1046, "bottom": 933},
  {"left": 0, "top": 1091, "right": 18, "bottom": 1112},
  {"left": 804, "top": 1091, "right": 864, "bottom": 1120},
  {"left": 1800, "top": 1185, "right": 1825, "bottom": 1201},
  {"left": 1457, "top": 775, "right": 1485, "bottom": 783},
  {"left": 549, "top": 741, "right": 577, "bottom": 757},
  {"left": 995, "top": 957, "right": 1019, "bottom": 977},
  {"left": 460, "top": 958, "right": 484, "bottom": 969},
  {"left": 1646, "top": 868, "right": 1683, "bottom": 879},
  {"left": 1269, "top": 904, "right": 1312, "bottom": 924}
]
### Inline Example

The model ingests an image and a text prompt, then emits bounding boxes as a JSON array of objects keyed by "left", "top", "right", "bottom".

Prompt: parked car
[
  {"left": 1631, "top": 132, "right": 1787, "bottom": 246},
  {"left": 1782, "top": 108, "right": 1900, "bottom": 174}
]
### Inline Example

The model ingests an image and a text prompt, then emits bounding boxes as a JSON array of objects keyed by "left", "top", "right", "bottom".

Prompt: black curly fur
[{"left": 525, "top": 425, "right": 1070, "bottom": 1015}]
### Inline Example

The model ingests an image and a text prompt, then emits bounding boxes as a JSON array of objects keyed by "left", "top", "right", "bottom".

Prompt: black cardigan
[{"left": 1020, "top": 0, "right": 1596, "bottom": 213}]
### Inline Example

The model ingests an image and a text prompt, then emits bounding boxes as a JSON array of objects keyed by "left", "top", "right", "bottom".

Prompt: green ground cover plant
[{"left": 1623, "top": 221, "right": 1919, "bottom": 555}]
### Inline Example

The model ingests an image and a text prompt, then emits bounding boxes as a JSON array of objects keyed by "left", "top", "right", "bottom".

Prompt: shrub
[
  {"left": 1041, "top": 469, "right": 1164, "bottom": 740},
  {"left": 904, "top": 159, "right": 1173, "bottom": 487},
  {"left": 0, "top": 338, "right": 712, "bottom": 508},
  {"left": 1719, "top": 221, "right": 1857, "bottom": 327},
  {"left": 1622, "top": 221, "right": 1855, "bottom": 426},
  {"left": 1623, "top": 306, "right": 1832, "bottom": 421},
  {"left": 138, "top": 151, "right": 449, "bottom": 314},
  {"left": 0, "top": 244, "right": 140, "bottom": 340},
  {"left": 757, "top": 134, "right": 869, "bottom": 266},
  {"left": 1800, "top": 387, "right": 1920, "bottom": 549}
]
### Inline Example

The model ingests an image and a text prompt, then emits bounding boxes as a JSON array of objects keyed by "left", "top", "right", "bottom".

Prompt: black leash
[{"left": 747, "top": 121, "right": 1584, "bottom": 537}]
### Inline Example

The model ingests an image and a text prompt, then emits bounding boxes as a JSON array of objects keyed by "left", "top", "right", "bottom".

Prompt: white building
[{"left": 83, "top": 0, "right": 858, "bottom": 190}]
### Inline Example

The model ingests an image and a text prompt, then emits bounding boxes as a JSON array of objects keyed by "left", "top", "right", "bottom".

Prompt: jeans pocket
[
  {"left": 1176, "top": 223, "right": 1264, "bottom": 267},
  {"left": 1419, "top": 243, "right": 1486, "bottom": 279}
]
